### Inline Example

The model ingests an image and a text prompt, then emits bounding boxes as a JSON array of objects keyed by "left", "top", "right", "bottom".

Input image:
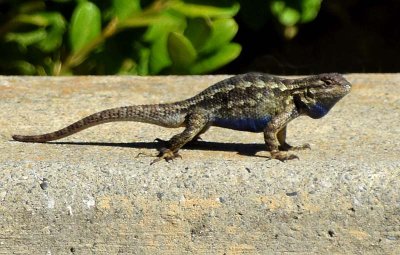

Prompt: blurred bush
[
  {"left": 238, "top": 0, "right": 322, "bottom": 38},
  {"left": 0, "top": 0, "right": 321, "bottom": 75}
]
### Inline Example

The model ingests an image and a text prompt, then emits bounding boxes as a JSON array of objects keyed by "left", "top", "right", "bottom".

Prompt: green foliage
[
  {"left": 166, "top": 17, "right": 241, "bottom": 74},
  {"left": 238, "top": 0, "right": 322, "bottom": 38},
  {"left": 0, "top": 0, "right": 321, "bottom": 75},
  {"left": 270, "top": 0, "right": 322, "bottom": 26},
  {"left": 0, "top": 0, "right": 241, "bottom": 75},
  {"left": 69, "top": 1, "right": 101, "bottom": 53}
]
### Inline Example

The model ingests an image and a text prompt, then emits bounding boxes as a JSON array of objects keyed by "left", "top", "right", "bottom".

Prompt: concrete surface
[{"left": 0, "top": 74, "right": 399, "bottom": 254}]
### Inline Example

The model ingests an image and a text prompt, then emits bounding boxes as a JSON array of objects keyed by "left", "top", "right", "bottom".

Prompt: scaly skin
[{"left": 12, "top": 73, "right": 352, "bottom": 163}]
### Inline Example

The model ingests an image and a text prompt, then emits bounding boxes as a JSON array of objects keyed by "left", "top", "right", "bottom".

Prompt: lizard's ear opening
[{"left": 306, "top": 88, "right": 315, "bottom": 98}]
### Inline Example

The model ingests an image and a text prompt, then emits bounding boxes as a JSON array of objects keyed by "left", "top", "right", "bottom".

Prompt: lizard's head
[{"left": 293, "top": 73, "right": 352, "bottom": 119}]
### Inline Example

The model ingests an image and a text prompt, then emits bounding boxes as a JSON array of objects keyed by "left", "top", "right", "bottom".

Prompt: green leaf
[
  {"left": 149, "top": 35, "right": 172, "bottom": 74},
  {"left": 167, "top": 32, "right": 197, "bottom": 72},
  {"left": 271, "top": 0, "right": 322, "bottom": 26},
  {"left": 271, "top": 1, "right": 300, "bottom": 26},
  {"left": 200, "top": 18, "right": 238, "bottom": 54},
  {"left": 190, "top": 43, "right": 241, "bottom": 74},
  {"left": 144, "top": 12, "right": 185, "bottom": 42},
  {"left": 6, "top": 29, "right": 47, "bottom": 47},
  {"left": 146, "top": 13, "right": 185, "bottom": 74},
  {"left": 137, "top": 47, "right": 150, "bottom": 75},
  {"left": 280, "top": 8, "right": 300, "bottom": 26},
  {"left": 112, "top": 0, "right": 141, "bottom": 20},
  {"left": 15, "top": 14, "right": 50, "bottom": 26},
  {"left": 301, "top": 0, "right": 322, "bottom": 23},
  {"left": 10, "top": 60, "right": 36, "bottom": 75},
  {"left": 184, "top": 18, "right": 211, "bottom": 50},
  {"left": 117, "top": 58, "right": 137, "bottom": 75},
  {"left": 37, "top": 12, "right": 66, "bottom": 52},
  {"left": 69, "top": 1, "right": 101, "bottom": 53},
  {"left": 8, "top": 12, "right": 66, "bottom": 52},
  {"left": 169, "top": 2, "right": 240, "bottom": 18}
]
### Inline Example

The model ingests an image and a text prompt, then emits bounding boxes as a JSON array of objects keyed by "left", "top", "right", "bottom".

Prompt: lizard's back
[{"left": 186, "top": 73, "right": 286, "bottom": 132}]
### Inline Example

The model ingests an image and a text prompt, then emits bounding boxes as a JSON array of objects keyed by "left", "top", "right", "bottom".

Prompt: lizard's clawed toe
[
  {"left": 150, "top": 148, "right": 182, "bottom": 165},
  {"left": 270, "top": 150, "right": 299, "bottom": 161},
  {"left": 290, "top": 143, "right": 311, "bottom": 151},
  {"left": 279, "top": 143, "right": 311, "bottom": 151}
]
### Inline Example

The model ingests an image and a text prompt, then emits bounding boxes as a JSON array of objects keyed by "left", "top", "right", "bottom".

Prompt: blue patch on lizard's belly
[{"left": 212, "top": 116, "right": 272, "bottom": 132}]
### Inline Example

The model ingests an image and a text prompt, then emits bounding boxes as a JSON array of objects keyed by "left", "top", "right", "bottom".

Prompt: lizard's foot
[
  {"left": 270, "top": 150, "right": 299, "bottom": 161},
  {"left": 150, "top": 148, "right": 182, "bottom": 165},
  {"left": 279, "top": 143, "right": 311, "bottom": 151}
]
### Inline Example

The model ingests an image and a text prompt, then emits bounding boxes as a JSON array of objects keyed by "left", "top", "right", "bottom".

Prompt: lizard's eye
[{"left": 324, "top": 79, "right": 333, "bottom": 85}]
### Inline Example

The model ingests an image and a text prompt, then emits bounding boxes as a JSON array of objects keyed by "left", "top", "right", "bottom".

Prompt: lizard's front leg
[
  {"left": 277, "top": 127, "right": 311, "bottom": 151},
  {"left": 151, "top": 112, "right": 209, "bottom": 164},
  {"left": 263, "top": 105, "right": 300, "bottom": 161}
]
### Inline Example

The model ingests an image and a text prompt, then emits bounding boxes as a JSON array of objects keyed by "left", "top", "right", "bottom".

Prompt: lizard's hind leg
[
  {"left": 189, "top": 124, "right": 211, "bottom": 143},
  {"left": 151, "top": 112, "right": 209, "bottom": 164}
]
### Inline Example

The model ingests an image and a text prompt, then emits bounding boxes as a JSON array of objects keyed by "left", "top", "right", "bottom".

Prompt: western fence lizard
[{"left": 12, "top": 73, "right": 351, "bottom": 163}]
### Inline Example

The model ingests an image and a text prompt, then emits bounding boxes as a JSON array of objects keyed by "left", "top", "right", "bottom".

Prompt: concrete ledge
[{"left": 1, "top": 74, "right": 399, "bottom": 254}]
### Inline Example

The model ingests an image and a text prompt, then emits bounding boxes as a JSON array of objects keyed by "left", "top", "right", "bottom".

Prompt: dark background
[{"left": 226, "top": 0, "right": 400, "bottom": 74}]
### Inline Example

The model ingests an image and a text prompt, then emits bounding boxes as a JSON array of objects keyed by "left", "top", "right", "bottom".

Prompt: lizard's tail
[{"left": 12, "top": 104, "right": 186, "bottom": 143}]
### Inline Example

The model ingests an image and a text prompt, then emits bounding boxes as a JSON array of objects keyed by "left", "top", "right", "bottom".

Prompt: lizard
[{"left": 12, "top": 73, "right": 352, "bottom": 163}]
